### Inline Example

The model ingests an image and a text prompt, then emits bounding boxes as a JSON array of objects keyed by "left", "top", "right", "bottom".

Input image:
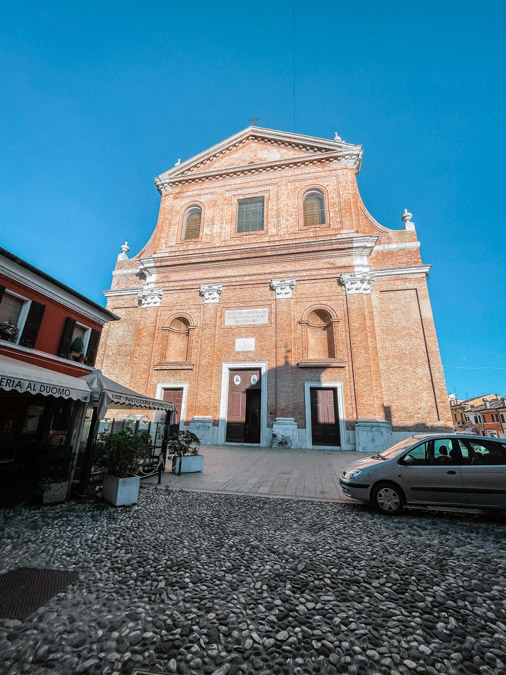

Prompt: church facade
[{"left": 96, "top": 127, "right": 452, "bottom": 451}]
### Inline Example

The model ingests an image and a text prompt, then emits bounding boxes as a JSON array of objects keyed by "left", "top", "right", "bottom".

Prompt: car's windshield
[{"left": 379, "top": 437, "right": 417, "bottom": 459}]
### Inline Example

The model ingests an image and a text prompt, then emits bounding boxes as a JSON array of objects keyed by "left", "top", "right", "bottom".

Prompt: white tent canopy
[
  {"left": 0, "top": 354, "right": 91, "bottom": 402},
  {"left": 80, "top": 369, "right": 175, "bottom": 420}
]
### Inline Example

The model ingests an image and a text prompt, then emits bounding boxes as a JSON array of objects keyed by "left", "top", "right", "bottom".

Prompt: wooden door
[
  {"left": 310, "top": 388, "right": 340, "bottom": 447},
  {"left": 226, "top": 370, "right": 261, "bottom": 443},
  {"left": 163, "top": 389, "right": 183, "bottom": 436}
]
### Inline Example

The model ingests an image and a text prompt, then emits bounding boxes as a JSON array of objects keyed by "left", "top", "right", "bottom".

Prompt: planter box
[
  {"left": 102, "top": 474, "right": 140, "bottom": 506},
  {"left": 43, "top": 481, "right": 68, "bottom": 504},
  {"left": 172, "top": 455, "right": 204, "bottom": 474}
]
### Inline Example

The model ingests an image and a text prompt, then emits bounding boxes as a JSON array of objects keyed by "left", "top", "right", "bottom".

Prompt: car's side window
[
  {"left": 465, "top": 440, "right": 506, "bottom": 466},
  {"left": 404, "top": 442, "right": 429, "bottom": 466},
  {"left": 454, "top": 439, "right": 470, "bottom": 464},
  {"left": 433, "top": 439, "right": 456, "bottom": 465}
]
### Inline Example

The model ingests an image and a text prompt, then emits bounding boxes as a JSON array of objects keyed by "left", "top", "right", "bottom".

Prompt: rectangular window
[
  {"left": 0, "top": 291, "right": 30, "bottom": 344},
  {"left": 70, "top": 323, "right": 91, "bottom": 357},
  {"left": 237, "top": 197, "right": 264, "bottom": 233}
]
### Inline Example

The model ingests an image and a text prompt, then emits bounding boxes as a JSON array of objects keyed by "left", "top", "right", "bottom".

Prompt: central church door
[{"left": 226, "top": 369, "right": 261, "bottom": 443}]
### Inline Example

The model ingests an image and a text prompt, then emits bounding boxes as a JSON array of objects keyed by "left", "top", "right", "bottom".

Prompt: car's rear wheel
[{"left": 371, "top": 483, "right": 404, "bottom": 515}]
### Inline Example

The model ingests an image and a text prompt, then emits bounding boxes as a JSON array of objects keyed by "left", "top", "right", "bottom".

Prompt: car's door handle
[{"left": 447, "top": 471, "right": 457, "bottom": 475}]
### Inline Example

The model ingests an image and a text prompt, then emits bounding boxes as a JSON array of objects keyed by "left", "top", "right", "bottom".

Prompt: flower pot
[
  {"left": 42, "top": 481, "right": 68, "bottom": 504},
  {"left": 172, "top": 455, "right": 204, "bottom": 474},
  {"left": 102, "top": 474, "right": 140, "bottom": 506}
]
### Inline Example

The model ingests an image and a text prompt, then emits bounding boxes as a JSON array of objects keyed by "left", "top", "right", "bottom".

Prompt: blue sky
[{"left": 1, "top": 1, "right": 505, "bottom": 399}]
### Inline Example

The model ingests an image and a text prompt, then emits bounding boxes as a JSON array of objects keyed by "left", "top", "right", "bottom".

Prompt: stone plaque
[
  {"left": 225, "top": 308, "right": 269, "bottom": 326},
  {"left": 235, "top": 338, "right": 255, "bottom": 352}
]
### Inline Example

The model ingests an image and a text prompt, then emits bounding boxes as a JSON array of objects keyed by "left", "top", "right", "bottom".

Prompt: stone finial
[
  {"left": 175, "top": 158, "right": 181, "bottom": 166},
  {"left": 334, "top": 131, "right": 342, "bottom": 141},
  {"left": 199, "top": 283, "right": 223, "bottom": 303},
  {"left": 401, "top": 209, "right": 412, "bottom": 224},
  {"left": 270, "top": 278, "right": 296, "bottom": 299},
  {"left": 117, "top": 240, "right": 130, "bottom": 261},
  {"left": 401, "top": 209, "right": 415, "bottom": 231}
]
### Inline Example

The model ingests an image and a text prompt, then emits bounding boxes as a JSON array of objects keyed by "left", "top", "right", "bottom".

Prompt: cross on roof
[{"left": 249, "top": 115, "right": 261, "bottom": 125}]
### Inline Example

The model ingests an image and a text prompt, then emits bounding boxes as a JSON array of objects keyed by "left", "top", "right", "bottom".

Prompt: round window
[
  {"left": 233, "top": 375, "right": 241, "bottom": 385},
  {"left": 250, "top": 375, "right": 258, "bottom": 385}
]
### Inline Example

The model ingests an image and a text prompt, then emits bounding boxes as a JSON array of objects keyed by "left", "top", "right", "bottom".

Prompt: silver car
[{"left": 340, "top": 433, "right": 506, "bottom": 515}]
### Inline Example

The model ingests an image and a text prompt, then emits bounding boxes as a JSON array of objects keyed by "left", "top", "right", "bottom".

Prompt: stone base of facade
[
  {"left": 272, "top": 417, "right": 299, "bottom": 448},
  {"left": 354, "top": 420, "right": 392, "bottom": 453},
  {"left": 189, "top": 416, "right": 213, "bottom": 444}
]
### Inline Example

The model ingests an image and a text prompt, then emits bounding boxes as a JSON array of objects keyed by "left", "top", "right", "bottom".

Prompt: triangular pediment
[{"left": 155, "top": 127, "right": 362, "bottom": 189}]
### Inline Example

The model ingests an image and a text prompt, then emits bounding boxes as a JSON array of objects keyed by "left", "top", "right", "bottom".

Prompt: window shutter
[
  {"left": 19, "top": 301, "right": 46, "bottom": 348},
  {"left": 0, "top": 285, "right": 5, "bottom": 303},
  {"left": 184, "top": 207, "right": 202, "bottom": 240},
  {"left": 58, "top": 317, "right": 76, "bottom": 358},
  {"left": 86, "top": 329, "right": 101, "bottom": 367},
  {"left": 303, "top": 192, "right": 326, "bottom": 226}
]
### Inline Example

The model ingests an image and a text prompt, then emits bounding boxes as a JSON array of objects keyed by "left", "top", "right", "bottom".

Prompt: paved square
[{"left": 145, "top": 445, "right": 361, "bottom": 502}]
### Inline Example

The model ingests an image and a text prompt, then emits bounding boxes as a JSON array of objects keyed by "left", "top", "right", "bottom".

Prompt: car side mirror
[{"left": 401, "top": 455, "right": 414, "bottom": 465}]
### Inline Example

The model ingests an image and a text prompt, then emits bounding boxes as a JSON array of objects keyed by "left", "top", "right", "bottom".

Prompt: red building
[{"left": 0, "top": 247, "right": 118, "bottom": 502}]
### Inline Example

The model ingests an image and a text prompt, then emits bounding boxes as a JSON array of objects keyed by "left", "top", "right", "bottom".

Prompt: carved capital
[
  {"left": 270, "top": 278, "right": 295, "bottom": 299},
  {"left": 138, "top": 284, "right": 163, "bottom": 308},
  {"left": 199, "top": 283, "right": 223, "bottom": 303},
  {"left": 339, "top": 272, "right": 374, "bottom": 294}
]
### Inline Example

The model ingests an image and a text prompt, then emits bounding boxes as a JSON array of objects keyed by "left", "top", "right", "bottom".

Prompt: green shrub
[
  {"left": 92, "top": 430, "right": 148, "bottom": 478},
  {"left": 167, "top": 430, "right": 200, "bottom": 457}
]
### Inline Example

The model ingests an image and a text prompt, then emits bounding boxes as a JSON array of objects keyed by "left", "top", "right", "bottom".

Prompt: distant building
[
  {"left": 97, "top": 126, "right": 452, "bottom": 452},
  {"left": 449, "top": 393, "right": 505, "bottom": 438},
  {"left": 0, "top": 247, "right": 118, "bottom": 497}
]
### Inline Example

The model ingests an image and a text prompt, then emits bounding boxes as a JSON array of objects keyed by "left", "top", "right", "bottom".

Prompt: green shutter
[
  {"left": 86, "top": 329, "right": 101, "bottom": 367},
  {"left": 57, "top": 317, "right": 76, "bottom": 358},
  {"left": 19, "top": 301, "right": 46, "bottom": 348}
]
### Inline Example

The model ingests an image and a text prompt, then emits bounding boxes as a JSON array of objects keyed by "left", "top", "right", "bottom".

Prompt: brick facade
[{"left": 97, "top": 127, "right": 452, "bottom": 451}]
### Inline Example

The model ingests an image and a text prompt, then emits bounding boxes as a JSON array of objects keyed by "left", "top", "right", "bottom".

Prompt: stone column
[
  {"left": 270, "top": 278, "right": 298, "bottom": 447},
  {"left": 190, "top": 284, "right": 222, "bottom": 442},
  {"left": 339, "top": 272, "right": 391, "bottom": 451}
]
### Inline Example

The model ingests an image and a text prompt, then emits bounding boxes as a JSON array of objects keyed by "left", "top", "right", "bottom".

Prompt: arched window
[
  {"left": 307, "top": 308, "right": 335, "bottom": 359},
  {"left": 183, "top": 206, "right": 202, "bottom": 240},
  {"left": 303, "top": 190, "right": 326, "bottom": 227},
  {"left": 167, "top": 316, "right": 191, "bottom": 361}
]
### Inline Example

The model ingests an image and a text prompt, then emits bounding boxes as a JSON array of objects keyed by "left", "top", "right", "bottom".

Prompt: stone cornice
[
  {"left": 150, "top": 234, "right": 378, "bottom": 269},
  {"left": 103, "top": 288, "right": 140, "bottom": 298},
  {"left": 154, "top": 150, "right": 361, "bottom": 193},
  {"left": 373, "top": 265, "right": 431, "bottom": 279}
]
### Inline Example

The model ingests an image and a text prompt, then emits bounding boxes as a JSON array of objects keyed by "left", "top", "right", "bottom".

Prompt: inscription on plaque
[{"left": 225, "top": 308, "right": 269, "bottom": 326}]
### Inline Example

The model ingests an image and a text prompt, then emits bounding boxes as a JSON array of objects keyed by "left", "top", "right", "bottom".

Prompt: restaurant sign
[{"left": 0, "top": 376, "right": 88, "bottom": 401}]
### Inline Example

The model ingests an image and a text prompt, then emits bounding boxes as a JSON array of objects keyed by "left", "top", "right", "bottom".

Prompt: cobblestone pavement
[
  {"left": 145, "top": 445, "right": 360, "bottom": 502},
  {"left": 1, "top": 488, "right": 505, "bottom": 675}
]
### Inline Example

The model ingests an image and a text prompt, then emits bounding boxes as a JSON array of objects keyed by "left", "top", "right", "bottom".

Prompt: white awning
[
  {"left": 0, "top": 354, "right": 91, "bottom": 402},
  {"left": 80, "top": 369, "right": 175, "bottom": 420}
]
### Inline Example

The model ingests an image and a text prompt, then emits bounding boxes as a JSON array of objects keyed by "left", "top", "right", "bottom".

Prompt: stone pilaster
[
  {"left": 194, "top": 286, "right": 221, "bottom": 417},
  {"left": 271, "top": 279, "right": 297, "bottom": 444},
  {"left": 339, "top": 271, "right": 389, "bottom": 450}
]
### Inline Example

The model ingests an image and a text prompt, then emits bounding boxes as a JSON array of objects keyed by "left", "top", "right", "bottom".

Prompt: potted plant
[
  {"left": 0, "top": 319, "right": 19, "bottom": 343},
  {"left": 69, "top": 336, "right": 85, "bottom": 361},
  {"left": 37, "top": 445, "right": 72, "bottom": 504},
  {"left": 167, "top": 430, "right": 203, "bottom": 474},
  {"left": 92, "top": 429, "right": 148, "bottom": 506}
]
